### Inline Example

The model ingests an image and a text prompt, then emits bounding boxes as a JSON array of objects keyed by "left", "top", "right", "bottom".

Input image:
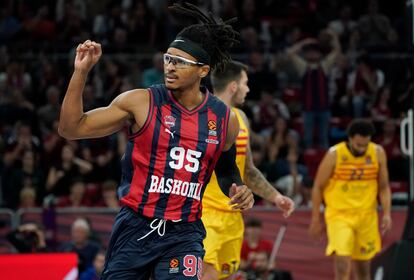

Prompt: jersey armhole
[{"left": 128, "top": 88, "right": 154, "bottom": 139}]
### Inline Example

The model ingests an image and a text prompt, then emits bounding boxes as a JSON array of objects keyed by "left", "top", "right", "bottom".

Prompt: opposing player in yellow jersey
[
  {"left": 202, "top": 61, "right": 295, "bottom": 280},
  {"left": 309, "top": 119, "right": 392, "bottom": 280}
]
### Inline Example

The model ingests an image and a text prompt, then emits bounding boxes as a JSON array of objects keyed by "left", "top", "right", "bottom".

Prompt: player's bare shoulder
[
  {"left": 236, "top": 108, "right": 250, "bottom": 126},
  {"left": 115, "top": 88, "right": 151, "bottom": 128},
  {"left": 374, "top": 143, "right": 387, "bottom": 161},
  {"left": 115, "top": 89, "right": 149, "bottom": 110},
  {"left": 323, "top": 146, "right": 337, "bottom": 166}
]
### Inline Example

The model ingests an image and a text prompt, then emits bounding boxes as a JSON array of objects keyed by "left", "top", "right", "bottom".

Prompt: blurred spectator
[
  {"left": 251, "top": 91, "right": 290, "bottom": 134},
  {"left": 83, "top": 84, "right": 99, "bottom": 111},
  {"left": 127, "top": 0, "right": 157, "bottom": 47},
  {"left": 21, "top": 5, "right": 56, "bottom": 41},
  {"left": 395, "top": 68, "right": 413, "bottom": 115},
  {"left": 247, "top": 51, "right": 277, "bottom": 101},
  {"left": 376, "top": 119, "right": 408, "bottom": 181},
  {"left": 4, "top": 149, "right": 44, "bottom": 208},
  {"left": 56, "top": 0, "right": 88, "bottom": 22},
  {"left": 37, "top": 85, "right": 61, "bottom": 134},
  {"left": 236, "top": 0, "right": 261, "bottom": 35},
  {"left": 18, "top": 186, "right": 38, "bottom": 208},
  {"left": 46, "top": 144, "right": 93, "bottom": 196},
  {"left": 346, "top": 54, "right": 385, "bottom": 117},
  {"left": 240, "top": 27, "right": 262, "bottom": 52},
  {"left": 328, "top": 4, "right": 357, "bottom": 51},
  {"left": 7, "top": 223, "right": 49, "bottom": 253},
  {"left": 244, "top": 251, "right": 293, "bottom": 280},
  {"left": 370, "top": 85, "right": 391, "bottom": 123},
  {"left": 142, "top": 52, "right": 164, "bottom": 88},
  {"left": 106, "top": 27, "right": 134, "bottom": 53},
  {"left": 0, "top": 2, "right": 21, "bottom": 43},
  {"left": 81, "top": 135, "right": 118, "bottom": 183},
  {"left": 56, "top": 180, "right": 91, "bottom": 208},
  {"left": 3, "top": 122, "right": 41, "bottom": 168},
  {"left": 94, "top": 180, "right": 120, "bottom": 209},
  {"left": 265, "top": 117, "right": 307, "bottom": 203},
  {"left": 0, "top": 60, "right": 32, "bottom": 96},
  {"left": 286, "top": 30, "right": 341, "bottom": 148},
  {"left": 42, "top": 120, "right": 67, "bottom": 168},
  {"left": 34, "top": 59, "right": 64, "bottom": 105},
  {"left": 0, "top": 87, "right": 35, "bottom": 126},
  {"left": 80, "top": 250, "right": 106, "bottom": 280},
  {"left": 92, "top": 1, "right": 127, "bottom": 45},
  {"left": 59, "top": 218, "right": 101, "bottom": 273},
  {"left": 357, "top": 0, "right": 398, "bottom": 48},
  {"left": 240, "top": 218, "right": 273, "bottom": 271},
  {"left": 329, "top": 54, "right": 351, "bottom": 116},
  {"left": 56, "top": 0, "right": 90, "bottom": 49},
  {"left": 102, "top": 59, "right": 124, "bottom": 104}
]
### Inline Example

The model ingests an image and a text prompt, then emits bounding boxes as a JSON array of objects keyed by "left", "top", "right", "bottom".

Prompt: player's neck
[
  {"left": 171, "top": 83, "right": 205, "bottom": 110},
  {"left": 216, "top": 91, "right": 233, "bottom": 107}
]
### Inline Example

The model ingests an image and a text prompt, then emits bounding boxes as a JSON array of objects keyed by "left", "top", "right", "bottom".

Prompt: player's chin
[{"left": 165, "top": 79, "right": 179, "bottom": 90}]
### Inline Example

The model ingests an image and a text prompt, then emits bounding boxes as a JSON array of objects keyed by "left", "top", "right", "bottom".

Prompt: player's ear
[
  {"left": 229, "top": 81, "right": 237, "bottom": 93},
  {"left": 199, "top": 65, "right": 210, "bottom": 78}
]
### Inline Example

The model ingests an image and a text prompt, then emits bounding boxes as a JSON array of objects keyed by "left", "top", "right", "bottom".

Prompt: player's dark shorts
[{"left": 101, "top": 206, "right": 206, "bottom": 280}]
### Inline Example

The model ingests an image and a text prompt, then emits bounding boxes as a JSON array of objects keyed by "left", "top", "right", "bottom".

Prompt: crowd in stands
[
  {"left": 1, "top": 0, "right": 412, "bottom": 278},
  {"left": 1, "top": 0, "right": 411, "bottom": 210}
]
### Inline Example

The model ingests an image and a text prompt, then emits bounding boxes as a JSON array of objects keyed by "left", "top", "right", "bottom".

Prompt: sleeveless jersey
[
  {"left": 323, "top": 142, "right": 379, "bottom": 211},
  {"left": 119, "top": 84, "right": 230, "bottom": 222},
  {"left": 202, "top": 108, "right": 249, "bottom": 211}
]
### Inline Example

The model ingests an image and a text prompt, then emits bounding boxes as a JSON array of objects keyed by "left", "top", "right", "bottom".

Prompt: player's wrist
[
  {"left": 74, "top": 68, "right": 90, "bottom": 76},
  {"left": 271, "top": 193, "right": 282, "bottom": 204}
]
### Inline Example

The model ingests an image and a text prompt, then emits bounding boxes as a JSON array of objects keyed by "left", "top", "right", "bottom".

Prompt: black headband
[{"left": 169, "top": 36, "right": 210, "bottom": 65}]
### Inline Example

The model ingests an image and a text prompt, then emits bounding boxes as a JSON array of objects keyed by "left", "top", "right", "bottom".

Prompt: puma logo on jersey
[
  {"left": 205, "top": 138, "right": 219, "bottom": 145},
  {"left": 165, "top": 128, "right": 175, "bottom": 139}
]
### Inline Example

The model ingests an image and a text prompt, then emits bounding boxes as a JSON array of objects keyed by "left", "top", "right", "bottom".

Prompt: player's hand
[
  {"left": 229, "top": 184, "right": 254, "bottom": 211},
  {"left": 75, "top": 40, "right": 102, "bottom": 73},
  {"left": 308, "top": 219, "right": 323, "bottom": 241},
  {"left": 381, "top": 214, "right": 392, "bottom": 235},
  {"left": 273, "top": 194, "right": 295, "bottom": 218}
]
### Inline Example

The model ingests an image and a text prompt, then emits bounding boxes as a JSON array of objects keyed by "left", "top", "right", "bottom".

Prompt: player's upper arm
[
  {"left": 237, "top": 109, "right": 254, "bottom": 168},
  {"left": 313, "top": 149, "right": 336, "bottom": 190},
  {"left": 376, "top": 145, "right": 390, "bottom": 189},
  {"left": 60, "top": 89, "right": 149, "bottom": 139},
  {"left": 222, "top": 110, "right": 240, "bottom": 151}
]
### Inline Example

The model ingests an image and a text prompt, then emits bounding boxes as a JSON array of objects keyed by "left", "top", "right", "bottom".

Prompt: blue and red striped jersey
[{"left": 119, "top": 84, "right": 231, "bottom": 222}]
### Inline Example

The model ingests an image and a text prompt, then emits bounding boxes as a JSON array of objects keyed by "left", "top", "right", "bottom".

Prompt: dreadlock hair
[{"left": 169, "top": 2, "right": 239, "bottom": 72}]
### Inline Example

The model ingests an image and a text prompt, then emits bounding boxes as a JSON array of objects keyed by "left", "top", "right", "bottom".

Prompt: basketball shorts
[
  {"left": 202, "top": 207, "right": 244, "bottom": 279},
  {"left": 102, "top": 206, "right": 206, "bottom": 279},
  {"left": 325, "top": 209, "right": 381, "bottom": 260}
]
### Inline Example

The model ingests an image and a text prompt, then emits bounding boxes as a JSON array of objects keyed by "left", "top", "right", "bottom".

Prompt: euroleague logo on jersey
[
  {"left": 208, "top": 120, "right": 216, "bottom": 130},
  {"left": 169, "top": 258, "right": 180, "bottom": 274},
  {"left": 207, "top": 120, "right": 217, "bottom": 137},
  {"left": 164, "top": 115, "right": 176, "bottom": 128}
]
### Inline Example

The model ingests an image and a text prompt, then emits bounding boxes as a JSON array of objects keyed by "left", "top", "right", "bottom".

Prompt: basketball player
[
  {"left": 58, "top": 3, "right": 254, "bottom": 279},
  {"left": 309, "top": 119, "right": 392, "bottom": 280},
  {"left": 202, "top": 61, "right": 295, "bottom": 280}
]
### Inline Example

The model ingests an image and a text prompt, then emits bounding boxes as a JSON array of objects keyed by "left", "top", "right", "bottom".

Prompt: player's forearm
[
  {"left": 379, "top": 186, "right": 391, "bottom": 216},
  {"left": 215, "top": 144, "right": 243, "bottom": 195},
  {"left": 245, "top": 165, "right": 280, "bottom": 202},
  {"left": 311, "top": 185, "right": 323, "bottom": 221},
  {"left": 58, "top": 70, "right": 88, "bottom": 139}
]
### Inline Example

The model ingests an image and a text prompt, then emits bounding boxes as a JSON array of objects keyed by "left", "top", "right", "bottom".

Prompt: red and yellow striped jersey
[{"left": 323, "top": 142, "right": 379, "bottom": 212}]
